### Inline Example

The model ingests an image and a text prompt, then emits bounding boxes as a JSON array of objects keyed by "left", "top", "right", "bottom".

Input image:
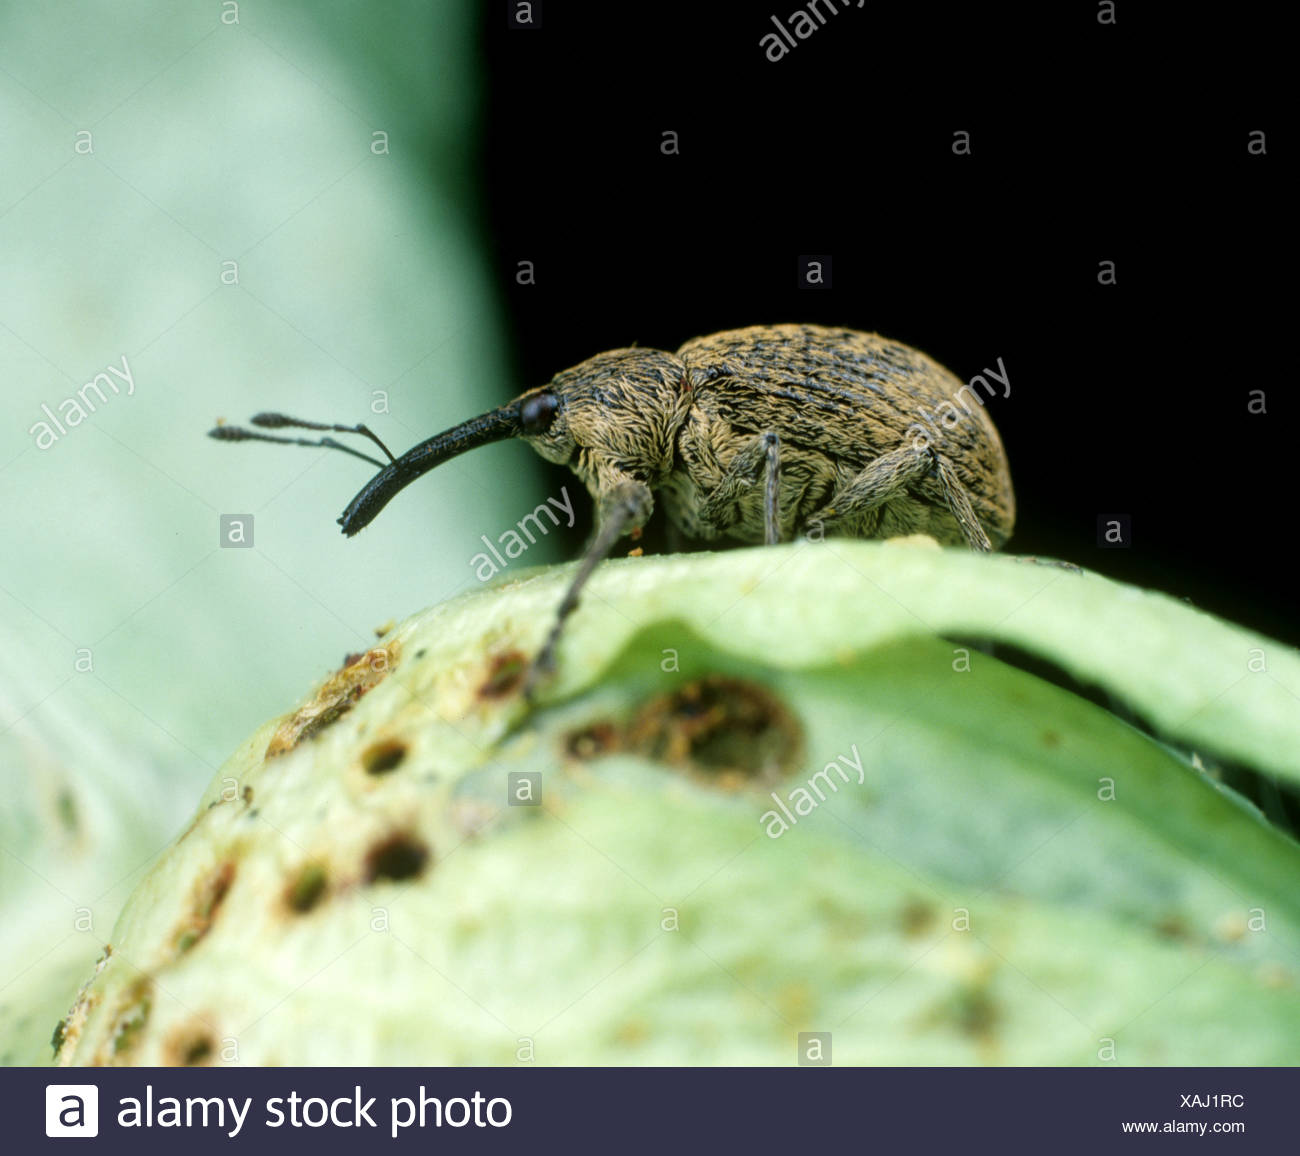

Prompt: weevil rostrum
[{"left": 210, "top": 324, "right": 1015, "bottom": 692}]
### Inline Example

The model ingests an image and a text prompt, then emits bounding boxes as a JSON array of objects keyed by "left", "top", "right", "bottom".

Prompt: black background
[{"left": 477, "top": 2, "right": 1290, "bottom": 647}]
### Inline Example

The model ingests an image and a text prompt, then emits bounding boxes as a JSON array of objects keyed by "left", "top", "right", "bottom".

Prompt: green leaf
[{"left": 52, "top": 543, "right": 1300, "bottom": 1065}]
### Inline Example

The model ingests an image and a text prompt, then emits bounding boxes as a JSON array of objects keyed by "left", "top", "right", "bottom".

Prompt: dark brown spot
[
  {"left": 175, "top": 861, "right": 235, "bottom": 954},
  {"left": 266, "top": 641, "right": 401, "bottom": 758},
  {"left": 1041, "top": 730, "right": 1062, "bottom": 748},
  {"left": 1155, "top": 913, "right": 1192, "bottom": 941},
  {"left": 182, "top": 1037, "right": 213, "bottom": 1065},
  {"left": 625, "top": 675, "right": 803, "bottom": 781},
  {"left": 165, "top": 1023, "right": 215, "bottom": 1066},
  {"left": 366, "top": 833, "right": 430, "bottom": 883},
  {"left": 242, "top": 785, "right": 254, "bottom": 805},
  {"left": 953, "top": 985, "right": 999, "bottom": 1039},
  {"left": 564, "top": 722, "right": 621, "bottom": 760},
  {"left": 51, "top": 1017, "right": 68, "bottom": 1057},
  {"left": 362, "top": 738, "right": 407, "bottom": 776},
  {"left": 478, "top": 651, "right": 528, "bottom": 699},
  {"left": 286, "top": 863, "right": 328, "bottom": 913},
  {"left": 899, "top": 898, "right": 937, "bottom": 937}
]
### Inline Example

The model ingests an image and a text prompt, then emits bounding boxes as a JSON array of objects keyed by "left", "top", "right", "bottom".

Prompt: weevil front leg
[
  {"left": 523, "top": 477, "right": 654, "bottom": 700},
  {"left": 697, "top": 431, "right": 783, "bottom": 545},
  {"left": 815, "top": 445, "right": 994, "bottom": 552}
]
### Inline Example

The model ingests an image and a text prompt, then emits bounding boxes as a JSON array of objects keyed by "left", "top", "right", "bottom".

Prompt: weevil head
[
  {"left": 518, "top": 348, "right": 687, "bottom": 484},
  {"left": 334, "top": 347, "right": 687, "bottom": 536}
]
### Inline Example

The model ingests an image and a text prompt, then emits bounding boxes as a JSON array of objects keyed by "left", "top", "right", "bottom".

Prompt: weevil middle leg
[{"left": 697, "top": 430, "right": 784, "bottom": 545}]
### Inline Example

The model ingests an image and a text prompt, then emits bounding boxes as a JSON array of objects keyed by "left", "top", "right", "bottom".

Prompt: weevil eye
[{"left": 520, "top": 392, "right": 559, "bottom": 435}]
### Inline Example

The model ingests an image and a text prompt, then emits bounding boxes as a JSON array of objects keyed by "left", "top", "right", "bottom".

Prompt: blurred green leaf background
[{"left": 0, "top": 0, "right": 542, "bottom": 1064}]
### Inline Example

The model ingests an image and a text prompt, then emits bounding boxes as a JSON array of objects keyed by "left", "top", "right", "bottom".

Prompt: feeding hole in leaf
[
  {"left": 362, "top": 738, "right": 408, "bottom": 775},
  {"left": 626, "top": 675, "right": 804, "bottom": 781},
  {"left": 365, "top": 833, "right": 430, "bottom": 883},
  {"left": 286, "top": 863, "right": 329, "bottom": 913},
  {"left": 174, "top": 861, "right": 235, "bottom": 954}
]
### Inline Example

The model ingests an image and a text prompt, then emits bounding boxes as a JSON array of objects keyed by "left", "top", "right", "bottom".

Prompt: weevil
[{"left": 209, "top": 324, "right": 1015, "bottom": 694}]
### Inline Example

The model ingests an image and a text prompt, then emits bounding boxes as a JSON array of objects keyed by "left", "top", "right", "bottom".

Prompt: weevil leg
[
  {"left": 697, "top": 431, "right": 784, "bottom": 544},
  {"left": 1013, "top": 555, "right": 1084, "bottom": 573},
  {"left": 814, "top": 446, "right": 994, "bottom": 551},
  {"left": 523, "top": 479, "right": 654, "bottom": 701},
  {"left": 929, "top": 452, "right": 993, "bottom": 552},
  {"left": 762, "top": 432, "right": 781, "bottom": 545}
]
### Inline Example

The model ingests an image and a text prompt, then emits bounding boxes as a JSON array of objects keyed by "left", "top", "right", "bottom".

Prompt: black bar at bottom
[{"left": 10, "top": 1067, "right": 1291, "bottom": 1153}]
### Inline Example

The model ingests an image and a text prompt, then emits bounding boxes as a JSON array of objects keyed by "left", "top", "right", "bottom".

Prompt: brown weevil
[{"left": 210, "top": 324, "right": 1015, "bottom": 693}]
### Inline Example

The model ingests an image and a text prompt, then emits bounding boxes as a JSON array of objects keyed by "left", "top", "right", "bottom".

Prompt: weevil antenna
[
  {"left": 207, "top": 413, "right": 397, "bottom": 469},
  {"left": 337, "top": 403, "right": 522, "bottom": 536}
]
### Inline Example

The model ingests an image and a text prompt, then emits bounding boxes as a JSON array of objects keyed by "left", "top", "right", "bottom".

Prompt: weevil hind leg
[
  {"left": 761, "top": 433, "right": 781, "bottom": 545},
  {"left": 522, "top": 479, "right": 654, "bottom": 701},
  {"left": 929, "top": 452, "right": 993, "bottom": 552},
  {"left": 697, "top": 431, "right": 784, "bottom": 545},
  {"left": 815, "top": 445, "right": 995, "bottom": 552}
]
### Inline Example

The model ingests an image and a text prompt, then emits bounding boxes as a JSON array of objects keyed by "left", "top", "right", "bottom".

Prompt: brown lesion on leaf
[
  {"left": 174, "top": 861, "right": 235, "bottom": 954},
  {"left": 266, "top": 640, "right": 401, "bottom": 758},
  {"left": 285, "top": 863, "right": 328, "bottom": 913},
  {"left": 362, "top": 738, "right": 408, "bottom": 775},
  {"left": 950, "top": 984, "right": 1000, "bottom": 1041},
  {"left": 365, "top": 832, "right": 430, "bottom": 883},
  {"left": 898, "top": 897, "right": 937, "bottom": 938},
  {"left": 105, "top": 977, "right": 153, "bottom": 1062},
  {"left": 478, "top": 650, "right": 528, "bottom": 700},
  {"left": 565, "top": 675, "right": 803, "bottom": 786},
  {"left": 564, "top": 722, "right": 620, "bottom": 760},
  {"left": 1154, "top": 912, "right": 1193, "bottom": 942},
  {"left": 915, "top": 976, "right": 1001, "bottom": 1050},
  {"left": 165, "top": 1022, "right": 216, "bottom": 1066}
]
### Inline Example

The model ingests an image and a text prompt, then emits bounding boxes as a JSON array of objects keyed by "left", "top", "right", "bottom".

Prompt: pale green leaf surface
[{"left": 52, "top": 543, "right": 1300, "bottom": 1066}]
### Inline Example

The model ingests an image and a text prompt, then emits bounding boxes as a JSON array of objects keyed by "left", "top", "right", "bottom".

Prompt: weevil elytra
[{"left": 210, "top": 324, "right": 1014, "bottom": 692}]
